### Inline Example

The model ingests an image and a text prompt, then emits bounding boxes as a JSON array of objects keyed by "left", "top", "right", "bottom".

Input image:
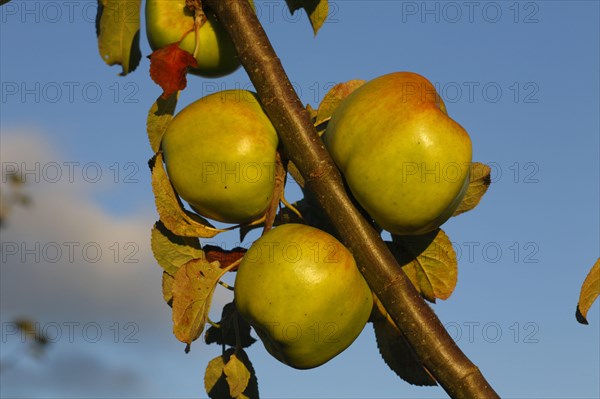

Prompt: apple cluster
[{"left": 149, "top": 2, "right": 472, "bottom": 370}]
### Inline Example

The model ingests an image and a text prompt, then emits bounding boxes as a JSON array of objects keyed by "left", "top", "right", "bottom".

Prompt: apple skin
[
  {"left": 145, "top": 0, "right": 240, "bottom": 77},
  {"left": 161, "top": 90, "right": 279, "bottom": 224},
  {"left": 323, "top": 72, "right": 472, "bottom": 235},
  {"left": 234, "top": 223, "right": 373, "bottom": 369}
]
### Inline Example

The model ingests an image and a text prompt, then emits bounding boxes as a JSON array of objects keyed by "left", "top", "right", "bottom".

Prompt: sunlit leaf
[
  {"left": 453, "top": 162, "right": 492, "bottom": 216},
  {"left": 315, "top": 80, "right": 365, "bottom": 126},
  {"left": 391, "top": 229, "right": 458, "bottom": 302},
  {"left": 96, "top": 0, "right": 141, "bottom": 75},
  {"left": 149, "top": 43, "right": 198, "bottom": 99},
  {"left": 162, "top": 271, "right": 175, "bottom": 306},
  {"left": 151, "top": 220, "right": 204, "bottom": 276},
  {"left": 286, "top": 0, "right": 329, "bottom": 35},
  {"left": 205, "top": 302, "right": 256, "bottom": 348},
  {"left": 576, "top": 258, "right": 600, "bottom": 324},
  {"left": 224, "top": 353, "right": 251, "bottom": 397},
  {"left": 150, "top": 153, "right": 226, "bottom": 238},
  {"left": 172, "top": 258, "right": 225, "bottom": 348},
  {"left": 147, "top": 93, "right": 179, "bottom": 153},
  {"left": 371, "top": 295, "right": 436, "bottom": 386},
  {"left": 205, "top": 349, "right": 259, "bottom": 399}
]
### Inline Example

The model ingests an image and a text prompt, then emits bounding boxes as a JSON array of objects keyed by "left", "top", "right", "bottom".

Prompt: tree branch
[{"left": 202, "top": 1, "right": 500, "bottom": 398}]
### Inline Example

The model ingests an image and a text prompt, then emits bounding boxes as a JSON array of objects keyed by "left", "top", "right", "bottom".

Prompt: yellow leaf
[
  {"left": 224, "top": 354, "right": 251, "bottom": 398},
  {"left": 147, "top": 93, "right": 179, "bottom": 153},
  {"left": 172, "top": 259, "right": 225, "bottom": 346},
  {"left": 371, "top": 296, "right": 437, "bottom": 386},
  {"left": 392, "top": 229, "right": 458, "bottom": 302},
  {"left": 150, "top": 153, "right": 226, "bottom": 238},
  {"left": 453, "top": 162, "right": 492, "bottom": 216},
  {"left": 96, "top": 0, "right": 141, "bottom": 75},
  {"left": 315, "top": 80, "right": 366, "bottom": 126},
  {"left": 205, "top": 349, "right": 259, "bottom": 399},
  {"left": 151, "top": 220, "right": 203, "bottom": 276},
  {"left": 576, "top": 258, "right": 600, "bottom": 324},
  {"left": 205, "top": 354, "right": 227, "bottom": 397},
  {"left": 286, "top": 0, "right": 329, "bottom": 35},
  {"left": 162, "top": 271, "right": 174, "bottom": 306}
]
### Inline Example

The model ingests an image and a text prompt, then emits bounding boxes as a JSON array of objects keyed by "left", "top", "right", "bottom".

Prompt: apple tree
[{"left": 86, "top": 0, "right": 599, "bottom": 398}]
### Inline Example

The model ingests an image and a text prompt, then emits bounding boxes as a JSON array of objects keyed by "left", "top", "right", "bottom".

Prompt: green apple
[
  {"left": 323, "top": 72, "right": 472, "bottom": 235},
  {"left": 234, "top": 223, "right": 373, "bottom": 369},
  {"left": 161, "top": 90, "right": 279, "bottom": 224},
  {"left": 146, "top": 0, "right": 240, "bottom": 77}
]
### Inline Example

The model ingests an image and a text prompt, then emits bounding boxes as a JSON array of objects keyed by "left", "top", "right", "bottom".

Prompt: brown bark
[{"left": 202, "top": 1, "right": 501, "bottom": 398}]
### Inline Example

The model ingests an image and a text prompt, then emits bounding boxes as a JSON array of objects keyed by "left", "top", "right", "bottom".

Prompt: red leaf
[
  {"left": 204, "top": 245, "right": 247, "bottom": 271},
  {"left": 149, "top": 43, "right": 198, "bottom": 99}
]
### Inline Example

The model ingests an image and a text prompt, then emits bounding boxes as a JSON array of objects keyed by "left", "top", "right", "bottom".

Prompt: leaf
[
  {"left": 315, "top": 80, "right": 365, "bottom": 126},
  {"left": 371, "top": 296, "right": 437, "bottom": 386},
  {"left": 205, "top": 349, "right": 259, "bottom": 399},
  {"left": 224, "top": 354, "right": 252, "bottom": 398},
  {"left": 150, "top": 153, "right": 226, "bottom": 238},
  {"left": 0, "top": 1, "right": 12, "bottom": 6},
  {"left": 151, "top": 220, "right": 204, "bottom": 276},
  {"left": 205, "top": 302, "right": 256, "bottom": 348},
  {"left": 147, "top": 93, "right": 179, "bottom": 153},
  {"left": 162, "top": 271, "right": 175, "bottom": 306},
  {"left": 453, "top": 162, "right": 492, "bottom": 216},
  {"left": 204, "top": 246, "right": 247, "bottom": 271},
  {"left": 96, "top": 0, "right": 141, "bottom": 75},
  {"left": 391, "top": 229, "right": 458, "bottom": 302},
  {"left": 286, "top": 0, "right": 329, "bottom": 35},
  {"left": 149, "top": 43, "right": 198, "bottom": 99},
  {"left": 172, "top": 258, "right": 226, "bottom": 348},
  {"left": 576, "top": 258, "right": 600, "bottom": 324}
]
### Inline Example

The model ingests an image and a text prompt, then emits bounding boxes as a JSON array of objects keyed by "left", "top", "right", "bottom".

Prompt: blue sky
[{"left": 1, "top": 1, "right": 599, "bottom": 398}]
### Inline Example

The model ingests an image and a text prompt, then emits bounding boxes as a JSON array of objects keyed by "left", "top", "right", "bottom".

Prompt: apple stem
[{"left": 193, "top": 10, "right": 206, "bottom": 60}]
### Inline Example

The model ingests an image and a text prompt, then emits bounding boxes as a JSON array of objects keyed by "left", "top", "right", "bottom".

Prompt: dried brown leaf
[
  {"left": 315, "top": 80, "right": 365, "bottom": 126},
  {"left": 453, "top": 162, "right": 492, "bottom": 216},
  {"left": 172, "top": 258, "right": 225, "bottom": 348},
  {"left": 150, "top": 153, "right": 226, "bottom": 238},
  {"left": 576, "top": 258, "right": 600, "bottom": 324}
]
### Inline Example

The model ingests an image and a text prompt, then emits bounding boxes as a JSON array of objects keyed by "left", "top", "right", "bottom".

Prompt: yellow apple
[
  {"left": 323, "top": 72, "right": 472, "bottom": 235},
  {"left": 161, "top": 90, "right": 279, "bottom": 224},
  {"left": 145, "top": 0, "right": 240, "bottom": 77},
  {"left": 234, "top": 223, "right": 373, "bottom": 369}
]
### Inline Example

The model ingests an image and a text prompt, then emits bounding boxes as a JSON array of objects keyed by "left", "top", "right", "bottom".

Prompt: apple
[
  {"left": 161, "top": 90, "right": 279, "bottom": 224},
  {"left": 146, "top": 0, "right": 240, "bottom": 77},
  {"left": 323, "top": 72, "right": 472, "bottom": 235},
  {"left": 234, "top": 223, "right": 373, "bottom": 369}
]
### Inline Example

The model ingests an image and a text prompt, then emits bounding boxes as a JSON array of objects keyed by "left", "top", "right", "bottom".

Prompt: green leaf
[
  {"left": 147, "top": 93, "right": 179, "bottom": 153},
  {"left": 371, "top": 296, "right": 437, "bottom": 386},
  {"left": 391, "top": 229, "right": 458, "bottom": 302},
  {"left": 96, "top": 0, "right": 141, "bottom": 75},
  {"left": 151, "top": 220, "right": 204, "bottom": 276},
  {"left": 172, "top": 258, "right": 225, "bottom": 348},
  {"left": 150, "top": 153, "right": 226, "bottom": 238},
  {"left": 205, "top": 302, "right": 256, "bottom": 348},
  {"left": 453, "top": 162, "right": 492, "bottom": 216},
  {"left": 285, "top": 0, "right": 329, "bottom": 35},
  {"left": 205, "top": 349, "right": 259, "bottom": 399},
  {"left": 315, "top": 80, "right": 365, "bottom": 126},
  {"left": 576, "top": 258, "right": 600, "bottom": 324}
]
